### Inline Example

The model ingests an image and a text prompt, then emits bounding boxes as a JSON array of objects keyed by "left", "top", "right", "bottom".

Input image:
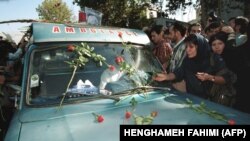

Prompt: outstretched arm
[{"left": 153, "top": 72, "right": 176, "bottom": 82}]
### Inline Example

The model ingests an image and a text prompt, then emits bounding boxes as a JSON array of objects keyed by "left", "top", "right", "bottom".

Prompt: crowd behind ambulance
[{"left": 146, "top": 12, "right": 250, "bottom": 114}]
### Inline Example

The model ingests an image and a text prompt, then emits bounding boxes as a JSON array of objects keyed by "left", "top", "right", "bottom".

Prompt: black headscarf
[
  {"left": 174, "top": 34, "right": 226, "bottom": 97},
  {"left": 183, "top": 34, "right": 211, "bottom": 73}
]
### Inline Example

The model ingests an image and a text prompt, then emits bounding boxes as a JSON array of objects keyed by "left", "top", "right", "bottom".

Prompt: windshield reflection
[{"left": 27, "top": 43, "right": 162, "bottom": 105}]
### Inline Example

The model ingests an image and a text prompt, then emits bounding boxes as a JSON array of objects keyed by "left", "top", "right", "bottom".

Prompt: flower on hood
[
  {"left": 125, "top": 111, "right": 132, "bottom": 119},
  {"left": 109, "top": 65, "right": 115, "bottom": 71},
  {"left": 151, "top": 111, "right": 158, "bottom": 117},
  {"left": 228, "top": 119, "right": 235, "bottom": 125},
  {"left": 93, "top": 113, "right": 104, "bottom": 123}
]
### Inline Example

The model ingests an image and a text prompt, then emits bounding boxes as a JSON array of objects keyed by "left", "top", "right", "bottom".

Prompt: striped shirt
[{"left": 169, "top": 38, "right": 186, "bottom": 72}]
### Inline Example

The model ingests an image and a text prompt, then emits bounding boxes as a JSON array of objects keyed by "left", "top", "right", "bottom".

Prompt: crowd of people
[
  {"left": 146, "top": 13, "right": 250, "bottom": 114},
  {"left": 0, "top": 33, "right": 28, "bottom": 140}
]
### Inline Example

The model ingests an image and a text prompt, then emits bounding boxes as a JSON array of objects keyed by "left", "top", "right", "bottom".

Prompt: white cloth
[{"left": 235, "top": 34, "right": 247, "bottom": 47}]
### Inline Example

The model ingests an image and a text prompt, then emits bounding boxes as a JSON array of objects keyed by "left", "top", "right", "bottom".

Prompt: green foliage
[
  {"left": 164, "top": 0, "right": 198, "bottom": 15},
  {"left": 185, "top": 98, "right": 227, "bottom": 121},
  {"left": 73, "top": 0, "right": 153, "bottom": 29},
  {"left": 66, "top": 43, "right": 106, "bottom": 68},
  {"left": 134, "top": 114, "right": 154, "bottom": 125},
  {"left": 119, "top": 62, "right": 135, "bottom": 76},
  {"left": 36, "top": 0, "right": 73, "bottom": 23},
  {"left": 129, "top": 97, "right": 138, "bottom": 109}
]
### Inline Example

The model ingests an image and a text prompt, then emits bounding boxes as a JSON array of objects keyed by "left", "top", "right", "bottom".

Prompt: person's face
[
  {"left": 190, "top": 26, "right": 201, "bottom": 34},
  {"left": 235, "top": 25, "right": 240, "bottom": 33},
  {"left": 163, "top": 34, "right": 171, "bottom": 43},
  {"left": 228, "top": 19, "right": 235, "bottom": 29},
  {"left": 186, "top": 42, "right": 197, "bottom": 58},
  {"left": 205, "top": 29, "right": 213, "bottom": 39},
  {"left": 211, "top": 39, "right": 225, "bottom": 55},
  {"left": 169, "top": 26, "right": 177, "bottom": 43},
  {"left": 207, "top": 17, "right": 213, "bottom": 26},
  {"left": 210, "top": 27, "right": 221, "bottom": 36},
  {"left": 151, "top": 31, "right": 162, "bottom": 44}
]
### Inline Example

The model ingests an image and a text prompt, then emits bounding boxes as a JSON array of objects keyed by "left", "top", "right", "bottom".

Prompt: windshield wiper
[
  {"left": 61, "top": 86, "right": 171, "bottom": 102},
  {"left": 113, "top": 86, "right": 171, "bottom": 95},
  {"left": 62, "top": 92, "right": 120, "bottom": 102}
]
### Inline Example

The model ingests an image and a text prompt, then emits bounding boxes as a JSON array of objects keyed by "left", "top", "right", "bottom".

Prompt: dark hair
[
  {"left": 188, "top": 23, "right": 201, "bottom": 33},
  {"left": 150, "top": 25, "right": 163, "bottom": 35},
  {"left": 164, "top": 28, "right": 170, "bottom": 35},
  {"left": 142, "top": 26, "right": 151, "bottom": 38},
  {"left": 208, "top": 21, "right": 222, "bottom": 30},
  {"left": 208, "top": 11, "right": 224, "bottom": 24},
  {"left": 171, "top": 22, "right": 187, "bottom": 37},
  {"left": 184, "top": 34, "right": 199, "bottom": 45},
  {"left": 228, "top": 17, "right": 236, "bottom": 22},
  {"left": 235, "top": 16, "right": 249, "bottom": 34},
  {"left": 208, "top": 11, "right": 218, "bottom": 22},
  {"left": 184, "top": 34, "right": 211, "bottom": 61},
  {"left": 209, "top": 31, "right": 228, "bottom": 46},
  {"left": 0, "top": 41, "right": 10, "bottom": 66}
]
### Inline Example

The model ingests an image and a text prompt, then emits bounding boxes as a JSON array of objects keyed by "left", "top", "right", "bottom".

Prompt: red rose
[
  {"left": 115, "top": 56, "right": 124, "bottom": 65},
  {"left": 118, "top": 32, "right": 123, "bottom": 38},
  {"left": 67, "top": 45, "right": 75, "bottom": 52},
  {"left": 97, "top": 115, "right": 104, "bottom": 123},
  {"left": 125, "top": 111, "right": 131, "bottom": 119},
  {"left": 109, "top": 65, "right": 115, "bottom": 71},
  {"left": 228, "top": 119, "right": 235, "bottom": 125},
  {"left": 92, "top": 113, "right": 104, "bottom": 123},
  {"left": 151, "top": 111, "right": 158, "bottom": 117}
]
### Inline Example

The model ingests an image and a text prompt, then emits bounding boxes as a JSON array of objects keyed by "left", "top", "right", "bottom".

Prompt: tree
[
  {"left": 36, "top": 0, "right": 73, "bottom": 23},
  {"left": 73, "top": 0, "right": 249, "bottom": 28},
  {"left": 73, "top": 0, "right": 154, "bottom": 29},
  {"left": 163, "top": 0, "right": 249, "bottom": 27},
  {"left": 164, "top": 0, "right": 194, "bottom": 15}
]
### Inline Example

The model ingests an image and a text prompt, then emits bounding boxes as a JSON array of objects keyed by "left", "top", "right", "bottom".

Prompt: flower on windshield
[
  {"left": 115, "top": 56, "right": 124, "bottom": 65},
  {"left": 60, "top": 36, "right": 153, "bottom": 123},
  {"left": 59, "top": 43, "right": 108, "bottom": 109},
  {"left": 109, "top": 65, "right": 115, "bottom": 71}
]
